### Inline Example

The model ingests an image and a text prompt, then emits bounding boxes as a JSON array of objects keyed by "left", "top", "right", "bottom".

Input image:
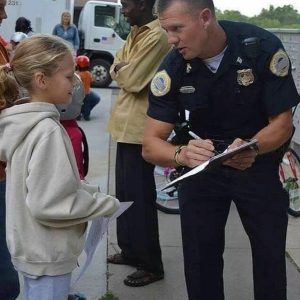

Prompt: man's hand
[
  {"left": 223, "top": 138, "right": 257, "bottom": 170},
  {"left": 178, "top": 138, "right": 215, "bottom": 168},
  {"left": 114, "top": 62, "right": 128, "bottom": 73}
]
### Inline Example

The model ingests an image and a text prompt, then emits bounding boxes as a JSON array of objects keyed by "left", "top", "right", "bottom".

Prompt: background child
[
  {"left": 0, "top": 34, "right": 119, "bottom": 300},
  {"left": 57, "top": 73, "right": 88, "bottom": 180},
  {"left": 75, "top": 55, "right": 100, "bottom": 121}
]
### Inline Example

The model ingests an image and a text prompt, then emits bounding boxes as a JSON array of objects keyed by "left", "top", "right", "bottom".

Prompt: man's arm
[
  {"left": 142, "top": 117, "right": 175, "bottom": 167},
  {"left": 224, "top": 109, "right": 294, "bottom": 170},
  {"left": 142, "top": 117, "right": 215, "bottom": 168},
  {"left": 143, "top": 110, "right": 294, "bottom": 170},
  {"left": 110, "top": 33, "right": 170, "bottom": 93},
  {"left": 254, "top": 109, "right": 294, "bottom": 154}
]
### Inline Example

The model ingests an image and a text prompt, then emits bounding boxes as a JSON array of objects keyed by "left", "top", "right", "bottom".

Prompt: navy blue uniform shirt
[{"left": 148, "top": 21, "right": 300, "bottom": 141}]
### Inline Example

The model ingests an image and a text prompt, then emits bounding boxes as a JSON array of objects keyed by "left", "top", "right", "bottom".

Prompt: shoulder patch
[
  {"left": 269, "top": 49, "right": 290, "bottom": 77},
  {"left": 151, "top": 70, "right": 171, "bottom": 97}
]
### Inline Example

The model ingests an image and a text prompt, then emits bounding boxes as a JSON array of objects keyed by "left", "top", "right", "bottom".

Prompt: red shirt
[{"left": 60, "top": 120, "right": 85, "bottom": 179}]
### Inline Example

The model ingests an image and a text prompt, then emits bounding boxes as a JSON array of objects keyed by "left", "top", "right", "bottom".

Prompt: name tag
[{"left": 179, "top": 86, "right": 195, "bottom": 94}]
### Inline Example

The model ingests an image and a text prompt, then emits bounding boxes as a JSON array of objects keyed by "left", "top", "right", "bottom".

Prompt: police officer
[{"left": 142, "top": 0, "right": 300, "bottom": 299}]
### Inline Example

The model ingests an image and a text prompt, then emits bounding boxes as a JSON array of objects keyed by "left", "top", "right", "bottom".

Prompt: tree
[
  {"left": 257, "top": 5, "right": 300, "bottom": 26},
  {"left": 217, "top": 10, "right": 249, "bottom": 22},
  {"left": 215, "top": 4, "right": 300, "bottom": 29}
]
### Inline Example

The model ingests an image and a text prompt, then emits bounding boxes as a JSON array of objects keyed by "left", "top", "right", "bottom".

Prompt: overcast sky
[{"left": 213, "top": 0, "right": 300, "bottom": 16}]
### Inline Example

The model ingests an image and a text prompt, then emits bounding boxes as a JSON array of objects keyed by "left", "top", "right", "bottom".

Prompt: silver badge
[
  {"left": 179, "top": 86, "right": 195, "bottom": 94},
  {"left": 237, "top": 69, "right": 254, "bottom": 86}
]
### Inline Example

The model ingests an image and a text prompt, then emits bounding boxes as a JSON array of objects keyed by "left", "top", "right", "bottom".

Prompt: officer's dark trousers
[
  {"left": 178, "top": 162, "right": 288, "bottom": 300},
  {"left": 115, "top": 142, "right": 164, "bottom": 274},
  {"left": 0, "top": 180, "right": 20, "bottom": 300}
]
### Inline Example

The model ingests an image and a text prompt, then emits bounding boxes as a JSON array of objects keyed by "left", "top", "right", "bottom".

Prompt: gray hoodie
[{"left": 0, "top": 102, "right": 119, "bottom": 276}]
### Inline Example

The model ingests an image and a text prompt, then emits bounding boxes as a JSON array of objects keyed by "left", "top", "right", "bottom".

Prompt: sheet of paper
[
  {"left": 162, "top": 139, "right": 257, "bottom": 190},
  {"left": 162, "top": 160, "right": 209, "bottom": 189},
  {"left": 72, "top": 201, "right": 133, "bottom": 284}
]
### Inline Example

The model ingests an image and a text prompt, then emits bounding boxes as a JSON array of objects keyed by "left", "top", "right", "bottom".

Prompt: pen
[
  {"left": 189, "top": 131, "right": 220, "bottom": 155},
  {"left": 188, "top": 131, "right": 201, "bottom": 140}
]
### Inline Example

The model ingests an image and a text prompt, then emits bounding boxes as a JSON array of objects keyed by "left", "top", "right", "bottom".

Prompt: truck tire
[{"left": 90, "top": 59, "right": 112, "bottom": 88}]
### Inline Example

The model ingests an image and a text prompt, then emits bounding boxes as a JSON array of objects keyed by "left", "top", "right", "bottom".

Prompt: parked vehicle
[
  {"left": 1, "top": 0, "right": 130, "bottom": 88},
  {"left": 77, "top": 0, "right": 130, "bottom": 87}
]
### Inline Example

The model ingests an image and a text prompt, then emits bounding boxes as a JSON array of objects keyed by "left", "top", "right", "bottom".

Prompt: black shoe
[
  {"left": 83, "top": 115, "right": 90, "bottom": 121},
  {"left": 107, "top": 253, "right": 141, "bottom": 267},
  {"left": 76, "top": 114, "right": 82, "bottom": 121},
  {"left": 124, "top": 269, "right": 164, "bottom": 287}
]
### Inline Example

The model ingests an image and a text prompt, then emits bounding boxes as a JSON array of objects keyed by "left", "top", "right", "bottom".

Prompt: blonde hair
[
  {"left": 0, "top": 34, "right": 72, "bottom": 112},
  {"left": 61, "top": 11, "right": 72, "bottom": 25}
]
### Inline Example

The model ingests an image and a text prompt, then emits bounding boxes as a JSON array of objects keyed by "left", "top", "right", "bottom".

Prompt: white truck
[
  {"left": 0, "top": 0, "right": 129, "bottom": 87},
  {"left": 77, "top": 0, "right": 130, "bottom": 87}
]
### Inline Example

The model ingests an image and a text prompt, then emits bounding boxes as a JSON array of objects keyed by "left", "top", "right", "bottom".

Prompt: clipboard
[{"left": 161, "top": 139, "right": 258, "bottom": 190}]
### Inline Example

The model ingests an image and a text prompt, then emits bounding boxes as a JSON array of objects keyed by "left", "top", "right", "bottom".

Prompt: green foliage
[
  {"left": 216, "top": 4, "right": 300, "bottom": 28},
  {"left": 221, "top": 10, "right": 249, "bottom": 22},
  {"left": 99, "top": 292, "right": 119, "bottom": 300}
]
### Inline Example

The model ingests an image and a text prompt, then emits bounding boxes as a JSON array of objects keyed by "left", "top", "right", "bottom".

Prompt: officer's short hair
[{"left": 156, "top": 0, "right": 215, "bottom": 16}]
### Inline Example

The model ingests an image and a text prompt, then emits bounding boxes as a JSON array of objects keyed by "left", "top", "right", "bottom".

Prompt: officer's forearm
[
  {"left": 142, "top": 136, "right": 179, "bottom": 167},
  {"left": 142, "top": 117, "right": 176, "bottom": 166},
  {"left": 252, "top": 110, "right": 293, "bottom": 154}
]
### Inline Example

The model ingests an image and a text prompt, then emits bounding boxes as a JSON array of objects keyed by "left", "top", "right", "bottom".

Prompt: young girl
[{"left": 0, "top": 35, "right": 119, "bottom": 300}]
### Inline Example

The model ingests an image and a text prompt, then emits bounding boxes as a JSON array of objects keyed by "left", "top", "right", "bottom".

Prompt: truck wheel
[{"left": 90, "top": 59, "right": 112, "bottom": 88}]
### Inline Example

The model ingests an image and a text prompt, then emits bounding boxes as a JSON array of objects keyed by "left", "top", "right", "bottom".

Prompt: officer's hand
[
  {"left": 180, "top": 139, "right": 215, "bottom": 168},
  {"left": 223, "top": 138, "right": 257, "bottom": 170}
]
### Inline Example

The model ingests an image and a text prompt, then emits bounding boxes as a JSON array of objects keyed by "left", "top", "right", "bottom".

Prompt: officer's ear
[{"left": 199, "top": 8, "right": 213, "bottom": 29}]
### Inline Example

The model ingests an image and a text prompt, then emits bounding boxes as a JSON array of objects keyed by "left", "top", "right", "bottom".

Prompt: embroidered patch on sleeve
[
  {"left": 150, "top": 70, "right": 171, "bottom": 96},
  {"left": 269, "top": 49, "right": 290, "bottom": 77}
]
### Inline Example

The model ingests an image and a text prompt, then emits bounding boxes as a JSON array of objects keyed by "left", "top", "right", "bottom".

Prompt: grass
[{"left": 99, "top": 292, "right": 119, "bottom": 300}]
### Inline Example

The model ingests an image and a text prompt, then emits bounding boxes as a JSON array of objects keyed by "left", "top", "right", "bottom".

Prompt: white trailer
[{"left": 1, "top": 0, "right": 74, "bottom": 40}]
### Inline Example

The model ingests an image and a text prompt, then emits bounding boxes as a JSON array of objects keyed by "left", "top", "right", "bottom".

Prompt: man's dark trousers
[{"left": 115, "top": 142, "right": 164, "bottom": 274}]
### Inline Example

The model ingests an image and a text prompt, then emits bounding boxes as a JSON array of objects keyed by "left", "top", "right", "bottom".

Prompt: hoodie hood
[{"left": 0, "top": 102, "right": 60, "bottom": 162}]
